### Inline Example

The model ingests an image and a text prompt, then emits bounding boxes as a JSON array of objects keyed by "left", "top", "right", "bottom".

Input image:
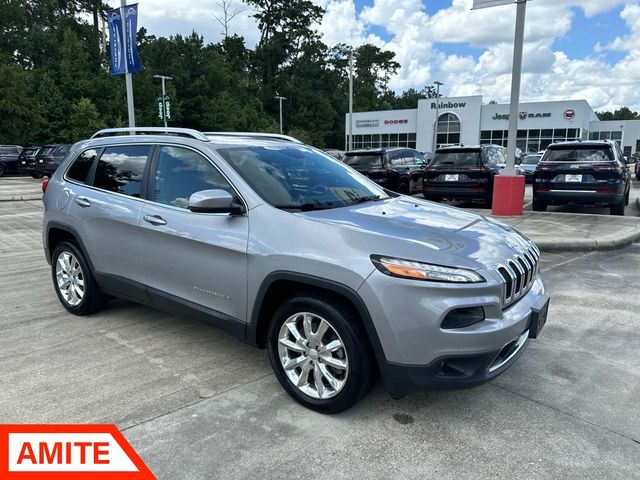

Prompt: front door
[{"left": 139, "top": 145, "right": 249, "bottom": 325}]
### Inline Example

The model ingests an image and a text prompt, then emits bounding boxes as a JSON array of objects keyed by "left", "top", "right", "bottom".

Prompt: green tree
[
  {"left": 63, "top": 97, "right": 106, "bottom": 141},
  {"left": 0, "top": 64, "right": 42, "bottom": 144},
  {"left": 597, "top": 107, "right": 639, "bottom": 121}
]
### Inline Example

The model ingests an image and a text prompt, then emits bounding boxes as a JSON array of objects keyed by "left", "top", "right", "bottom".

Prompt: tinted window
[
  {"left": 522, "top": 155, "right": 541, "bottom": 165},
  {"left": 93, "top": 145, "right": 151, "bottom": 197},
  {"left": 1, "top": 147, "right": 19, "bottom": 155},
  {"left": 543, "top": 147, "right": 613, "bottom": 162},
  {"left": 220, "top": 145, "right": 387, "bottom": 208},
  {"left": 153, "top": 146, "right": 232, "bottom": 209},
  {"left": 55, "top": 145, "right": 70, "bottom": 155},
  {"left": 345, "top": 154, "right": 383, "bottom": 167},
  {"left": 39, "top": 147, "right": 54, "bottom": 156},
  {"left": 431, "top": 150, "right": 481, "bottom": 166},
  {"left": 67, "top": 149, "right": 98, "bottom": 184},
  {"left": 390, "top": 152, "right": 408, "bottom": 166}
]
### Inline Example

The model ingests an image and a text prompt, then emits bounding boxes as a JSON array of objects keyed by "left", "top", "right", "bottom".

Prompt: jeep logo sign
[
  {"left": 492, "top": 112, "right": 551, "bottom": 120},
  {"left": 564, "top": 108, "right": 575, "bottom": 120},
  {"left": 431, "top": 101, "right": 467, "bottom": 110}
]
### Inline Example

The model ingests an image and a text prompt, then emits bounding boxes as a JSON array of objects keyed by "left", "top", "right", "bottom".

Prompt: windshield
[
  {"left": 522, "top": 155, "right": 541, "bottom": 165},
  {"left": 543, "top": 147, "right": 613, "bottom": 162},
  {"left": 219, "top": 145, "right": 389, "bottom": 210},
  {"left": 39, "top": 147, "right": 54, "bottom": 156},
  {"left": 431, "top": 150, "right": 481, "bottom": 166},
  {"left": 344, "top": 154, "right": 383, "bottom": 167}
]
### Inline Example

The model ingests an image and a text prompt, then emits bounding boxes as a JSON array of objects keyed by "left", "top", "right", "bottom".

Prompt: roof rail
[
  {"left": 91, "top": 127, "right": 210, "bottom": 142},
  {"left": 203, "top": 132, "right": 303, "bottom": 144}
]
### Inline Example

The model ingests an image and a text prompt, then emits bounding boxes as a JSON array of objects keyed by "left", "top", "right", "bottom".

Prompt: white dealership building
[{"left": 345, "top": 95, "right": 640, "bottom": 156}]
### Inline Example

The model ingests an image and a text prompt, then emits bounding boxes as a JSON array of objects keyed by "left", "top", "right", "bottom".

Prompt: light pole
[
  {"left": 432, "top": 80, "right": 444, "bottom": 151},
  {"left": 153, "top": 75, "right": 172, "bottom": 128},
  {"left": 275, "top": 94, "right": 287, "bottom": 134},
  {"left": 348, "top": 49, "right": 354, "bottom": 151}
]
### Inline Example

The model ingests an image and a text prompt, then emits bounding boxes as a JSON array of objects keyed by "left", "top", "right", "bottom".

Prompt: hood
[{"left": 300, "top": 197, "right": 534, "bottom": 271}]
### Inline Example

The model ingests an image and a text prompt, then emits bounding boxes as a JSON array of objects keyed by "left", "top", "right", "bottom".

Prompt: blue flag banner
[
  {"left": 107, "top": 8, "right": 125, "bottom": 75},
  {"left": 124, "top": 4, "right": 142, "bottom": 73}
]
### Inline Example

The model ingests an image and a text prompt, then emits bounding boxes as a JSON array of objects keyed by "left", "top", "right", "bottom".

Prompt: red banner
[{"left": 0, "top": 425, "right": 155, "bottom": 479}]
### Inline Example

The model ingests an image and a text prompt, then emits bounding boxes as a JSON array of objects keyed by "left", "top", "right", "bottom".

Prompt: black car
[
  {"left": 422, "top": 144, "right": 506, "bottom": 207},
  {"left": 17, "top": 147, "right": 41, "bottom": 177},
  {"left": 0, "top": 145, "right": 23, "bottom": 177},
  {"left": 322, "top": 149, "right": 345, "bottom": 161},
  {"left": 33, "top": 144, "right": 72, "bottom": 177},
  {"left": 532, "top": 140, "right": 632, "bottom": 215},
  {"left": 344, "top": 148, "right": 428, "bottom": 194}
]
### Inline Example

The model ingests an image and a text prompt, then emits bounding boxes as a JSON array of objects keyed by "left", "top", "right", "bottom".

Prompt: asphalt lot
[{"left": 0, "top": 177, "right": 638, "bottom": 479}]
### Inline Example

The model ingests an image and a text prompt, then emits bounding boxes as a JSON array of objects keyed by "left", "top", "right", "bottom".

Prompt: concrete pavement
[
  {"left": 0, "top": 175, "right": 42, "bottom": 202},
  {"left": 0, "top": 200, "right": 638, "bottom": 479}
]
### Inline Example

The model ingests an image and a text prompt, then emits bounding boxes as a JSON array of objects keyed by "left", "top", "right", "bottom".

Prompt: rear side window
[
  {"left": 543, "top": 147, "right": 613, "bottom": 162},
  {"left": 56, "top": 145, "right": 70, "bottom": 155},
  {"left": 345, "top": 154, "right": 383, "bottom": 167},
  {"left": 152, "top": 146, "right": 232, "bottom": 209},
  {"left": 93, "top": 145, "right": 151, "bottom": 197},
  {"left": 1, "top": 147, "right": 19, "bottom": 155},
  {"left": 67, "top": 149, "right": 98, "bottom": 184}
]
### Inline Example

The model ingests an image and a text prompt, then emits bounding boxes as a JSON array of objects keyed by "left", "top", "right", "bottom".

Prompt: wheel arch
[
  {"left": 45, "top": 222, "right": 95, "bottom": 272},
  {"left": 248, "top": 272, "right": 386, "bottom": 362}
]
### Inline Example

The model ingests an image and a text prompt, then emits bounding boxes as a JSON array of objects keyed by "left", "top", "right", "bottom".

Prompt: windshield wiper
[
  {"left": 346, "top": 194, "right": 382, "bottom": 206},
  {"left": 273, "top": 203, "right": 320, "bottom": 211}
]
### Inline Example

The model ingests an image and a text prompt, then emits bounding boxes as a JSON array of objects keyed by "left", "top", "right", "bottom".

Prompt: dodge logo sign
[
  {"left": 519, "top": 112, "right": 528, "bottom": 120},
  {"left": 564, "top": 108, "right": 575, "bottom": 120}
]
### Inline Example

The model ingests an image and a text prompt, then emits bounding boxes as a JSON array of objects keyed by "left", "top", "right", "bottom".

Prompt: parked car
[
  {"left": 321, "top": 149, "right": 345, "bottom": 161},
  {"left": 422, "top": 144, "right": 506, "bottom": 207},
  {"left": 0, "top": 145, "right": 23, "bottom": 176},
  {"left": 532, "top": 140, "right": 632, "bottom": 215},
  {"left": 42, "top": 128, "right": 549, "bottom": 413},
  {"left": 33, "top": 144, "right": 72, "bottom": 177},
  {"left": 344, "top": 147, "right": 428, "bottom": 194},
  {"left": 515, "top": 154, "right": 543, "bottom": 182},
  {"left": 17, "top": 147, "right": 41, "bottom": 177}
]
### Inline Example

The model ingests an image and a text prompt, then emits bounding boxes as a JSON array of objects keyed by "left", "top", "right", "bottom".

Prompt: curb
[
  {"left": 534, "top": 229, "right": 640, "bottom": 252},
  {"left": 0, "top": 195, "right": 42, "bottom": 202}
]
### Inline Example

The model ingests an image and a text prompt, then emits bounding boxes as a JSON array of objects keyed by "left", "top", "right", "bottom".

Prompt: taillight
[
  {"left": 596, "top": 187, "right": 615, "bottom": 193},
  {"left": 592, "top": 163, "right": 616, "bottom": 171},
  {"left": 42, "top": 177, "right": 49, "bottom": 193},
  {"left": 536, "top": 186, "right": 551, "bottom": 192}
]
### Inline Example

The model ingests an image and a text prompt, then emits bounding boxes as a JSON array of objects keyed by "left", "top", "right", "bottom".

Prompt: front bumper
[{"left": 358, "top": 270, "right": 547, "bottom": 396}]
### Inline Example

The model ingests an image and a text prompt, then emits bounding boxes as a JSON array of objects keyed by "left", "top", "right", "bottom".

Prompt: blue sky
[{"left": 113, "top": 0, "right": 640, "bottom": 111}]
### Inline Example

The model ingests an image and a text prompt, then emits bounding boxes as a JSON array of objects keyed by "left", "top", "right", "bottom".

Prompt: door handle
[
  {"left": 143, "top": 214, "right": 167, "bottom": 226},
  {"left": 74, "top": 196, "right": 92, "bottom": 208}
]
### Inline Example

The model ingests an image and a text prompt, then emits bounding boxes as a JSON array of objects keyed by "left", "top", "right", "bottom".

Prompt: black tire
[
  {"left": 610, "top": 198, "right": 625, "bottom": 216},
  {"left": 398, "top": 183, "right": 409, "bottom": 195},
  {"left": 423, "top": 194, "right": 439, "bottom": 202},
  {"left": 0, "top": 165, "right": 4, "bottom": 177},
  {"left": 532, "top": 199, "right": 547, "bottom": 212},
  {"left": 624, "top": 187, "right": 630, "bottom": 206},
  {"left": 485, "top": 194, "right": 493, "bottom": 209},
  {"left": 30, "top": 173, "right": 42, "bottom": 179},
  {"left": 51, "top": 241, "right": 107, "bottom": 315},
  {"left": 267, "top": 292, "right": 376, "bottom": 414}
]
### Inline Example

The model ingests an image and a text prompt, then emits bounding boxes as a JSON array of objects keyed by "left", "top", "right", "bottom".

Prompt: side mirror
[{"left": 188, "top": 189, "right": 244, "bottom": 215}]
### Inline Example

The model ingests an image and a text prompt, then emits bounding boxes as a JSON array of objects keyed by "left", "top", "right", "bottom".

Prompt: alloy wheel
[
  {"left": 277, "top": 312, "right": 349, "bottom": 399},
  {"left": 55, "top": 252, "right": 85, "bottom": 307}
]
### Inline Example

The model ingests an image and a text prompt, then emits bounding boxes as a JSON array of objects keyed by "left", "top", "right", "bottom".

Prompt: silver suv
[{"left": 43, "top": 128, "right": 549, "bottom": 413}]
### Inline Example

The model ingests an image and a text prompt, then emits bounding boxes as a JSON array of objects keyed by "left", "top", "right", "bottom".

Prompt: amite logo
[{"left": 0, "top": 425, "right": 155, "bottom": 479}]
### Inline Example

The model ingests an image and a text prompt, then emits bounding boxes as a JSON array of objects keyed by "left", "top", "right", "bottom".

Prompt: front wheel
[
  {"left": 267, "top": 293, "right": 376, "bottom": 413},
  {"left": 51, "top": 241, "right": 107, "bottom": 315}
]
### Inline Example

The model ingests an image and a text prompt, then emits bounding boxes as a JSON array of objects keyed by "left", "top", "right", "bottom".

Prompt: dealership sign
[
  {"left": 355, "top": 120, "right": 379, "bottom": 128},
  {"left": 472, "top": 0, "right": 516, "bottom": 9},
  {"left": 431, "top": 101, "right": 467, "bottom": 110},
  {"left": 564, "top": 108, "right": 576, "bottom": 119},
  {"left": 0, "top": 424, "right": 155, "bottom": 479},
  {"left": 492, "top": 112, "right": 551, "bottom": 120},
  {"left": 384, "top": 119, "right": 409, "bottom": 125}
]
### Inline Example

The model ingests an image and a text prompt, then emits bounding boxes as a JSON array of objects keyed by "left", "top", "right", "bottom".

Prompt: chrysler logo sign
[{"left": 564, "top": 108, "right": 575, "bottom": 119}]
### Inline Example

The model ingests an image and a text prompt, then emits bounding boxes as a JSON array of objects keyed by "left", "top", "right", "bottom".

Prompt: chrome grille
[{"left": 496, "top": 244, "right": 540, "bottom": 307}]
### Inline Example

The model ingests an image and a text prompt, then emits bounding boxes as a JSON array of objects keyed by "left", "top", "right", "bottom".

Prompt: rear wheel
[
  {"left": 485, "top": 194, "right": 493, "bottom": 209},
  {"left": 51, "top": 241, "right": 107, "bottom": 315},
  {"left": 398, "top": 183, "right": 409, "bottom": 195},
  {"left": 610, "top": 198, "right": 625, "bottom": 216},
  {"left": 532, "top": 199, "right": 547, "bottom": 212},
  {"left": 30, "top": 173, "right": 42, "bottom": 179},
  {"left": 267, "top": 292, "right": 376, "bottom": 413}
]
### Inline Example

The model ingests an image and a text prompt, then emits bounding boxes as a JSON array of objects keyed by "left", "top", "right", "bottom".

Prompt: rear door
[
  {"left": 139, "top": 144, "right": 249, "bottom": 324},
  {"left": 424, "top": 148, "right": 485, "bottom": 187},
  {"left": 345, "top": 153, "right": 387, "bottom": 187},
  {"left": 535, "top": 145, "right": 622, "bottom": 193},
  {"left": 66, "top": 144, "right": 151, "bottom": 289},
  {"left": 408, "top": 150, "right": 427, "bottom": 192}
]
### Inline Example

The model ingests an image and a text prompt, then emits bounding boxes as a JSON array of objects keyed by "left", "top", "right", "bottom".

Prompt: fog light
[{"left": 441, "top": 307, "right": 485, "bottom": 329}]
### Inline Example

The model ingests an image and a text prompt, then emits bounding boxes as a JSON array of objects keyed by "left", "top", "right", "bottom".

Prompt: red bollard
[{"left": 492, "top": 175, "right": 525, "bottom": 216}]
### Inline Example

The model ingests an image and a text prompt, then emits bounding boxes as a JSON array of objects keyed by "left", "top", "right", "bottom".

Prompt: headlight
[{"left": 371, "top": 255, "right": 485, "bottom": 283}]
